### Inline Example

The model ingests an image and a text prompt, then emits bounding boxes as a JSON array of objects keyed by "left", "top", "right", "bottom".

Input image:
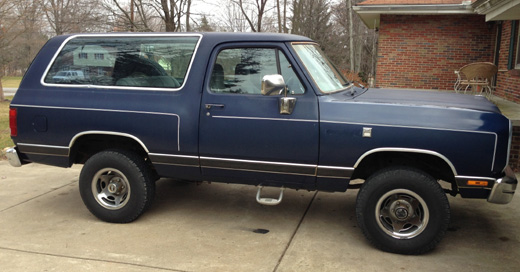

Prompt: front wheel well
[{"left": 351, "top": 151, "right": 456, "bottom": 184}]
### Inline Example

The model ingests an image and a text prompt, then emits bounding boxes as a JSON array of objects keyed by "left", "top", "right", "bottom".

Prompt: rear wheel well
[
  {"left": 351, "top": 152, "right": 455, "bottom": 184},
  {"left": 70, "top": 134, "right": 150, "bottom": 166}
]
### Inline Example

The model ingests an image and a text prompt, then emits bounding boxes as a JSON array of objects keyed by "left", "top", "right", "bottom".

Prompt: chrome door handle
[{"left": 205, "top": 104, "right": 225, "bottom": 110}]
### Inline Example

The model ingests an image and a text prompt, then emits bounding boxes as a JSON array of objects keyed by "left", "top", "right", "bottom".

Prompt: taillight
[{"left": 9, "top": 108, "right": 17, "bottom": 137}]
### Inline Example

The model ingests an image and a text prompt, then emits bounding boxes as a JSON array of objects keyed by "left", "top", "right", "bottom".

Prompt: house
[
  {"left": 354, "top": 0, "right": 520, "bottom": 170},
  {"left": 73, "top": 45, "right": 115, "bottom": 77}
]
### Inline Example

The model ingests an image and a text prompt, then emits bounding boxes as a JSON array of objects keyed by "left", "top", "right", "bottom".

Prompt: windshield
[{"left": 292, "top": 43, "right": 350, "bottom": 93}]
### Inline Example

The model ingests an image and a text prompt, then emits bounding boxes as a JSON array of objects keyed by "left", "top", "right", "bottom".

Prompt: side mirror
[
  {"left": 279, "top": 97, "right": 297, "bottom": 115},
  {"left": 261, "top": 74, "right": 297, "bottom": 115},
  {"left": 261, "top": 74, "right": 286, "bottom": 96}
]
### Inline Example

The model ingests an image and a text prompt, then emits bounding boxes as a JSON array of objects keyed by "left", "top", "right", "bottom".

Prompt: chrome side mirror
[
  {"left": 279, "top": 97, "right": 297, "bottom": 115},
  {"left": 261, "top": 74, "right": 285, "bottom": 96},
  {"left": 261, "top": 74, "right": 297, "bottom": 115}
]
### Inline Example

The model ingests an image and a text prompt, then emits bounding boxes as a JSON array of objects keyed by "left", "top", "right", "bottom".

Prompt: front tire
[
  {"left": 79, "top": 150, "right": 155, "bottom": 223},
  {"left": 355, "top": 167, "right": 450, "bottom": 254}
]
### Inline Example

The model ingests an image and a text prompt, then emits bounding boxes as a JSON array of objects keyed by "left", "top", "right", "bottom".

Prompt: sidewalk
[
  {"left": 2, "top": 88, "right": 16, "bottom": 96},
  {"left": 0, "top": 161, "right": 519, "bottom": 271}
]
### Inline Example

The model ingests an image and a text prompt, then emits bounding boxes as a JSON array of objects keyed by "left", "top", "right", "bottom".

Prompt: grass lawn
[
  {"left": 1, "top": 76, "right": 22, "bottom": 88},
  {"left": 1, "top": 96, "right": 14, "bottom": 158}
]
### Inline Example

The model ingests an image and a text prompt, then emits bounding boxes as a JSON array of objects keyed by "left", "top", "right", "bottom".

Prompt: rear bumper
[
  {"left": 487, "top": 166, "right": 517, "bottom": 204},
  {"left": 6, "top": 147, "right": 22, "bottom": 167}
]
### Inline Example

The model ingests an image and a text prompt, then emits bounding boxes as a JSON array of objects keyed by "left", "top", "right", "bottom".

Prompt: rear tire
[
  {"left": 79, "top": 150, "right": 155, "bottom": 223},
  {"left": 355, "top": 167, "right": 450, "bottom": 254}
]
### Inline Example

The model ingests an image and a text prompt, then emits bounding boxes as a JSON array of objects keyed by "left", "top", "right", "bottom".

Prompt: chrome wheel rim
[
  {"left": 375, "top": 189, "right": 429, "bottom": 239},
  {"left": 91, "top": 168, "right": 131, "bottom": 210}
]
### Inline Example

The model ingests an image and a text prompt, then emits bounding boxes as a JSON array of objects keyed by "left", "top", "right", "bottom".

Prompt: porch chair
[{"left": 454, "top": 62, "right": 498, "bottom": 97}]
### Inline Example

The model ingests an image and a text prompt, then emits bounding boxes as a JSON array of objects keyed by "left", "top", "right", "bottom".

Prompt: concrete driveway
[{"left": 0, "top": 161, "right": 519, "bottom": 271}]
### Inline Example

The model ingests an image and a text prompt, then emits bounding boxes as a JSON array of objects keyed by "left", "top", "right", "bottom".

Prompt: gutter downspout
[{"left": 508, "top": 21, "right": 518, "bottom": 70}]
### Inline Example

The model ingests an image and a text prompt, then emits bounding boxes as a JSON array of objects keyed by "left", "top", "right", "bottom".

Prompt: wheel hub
[
  {"left": 376, "top": 189, "right": 430, "bottom": 239},
  {"left": 91, "top": 168, "right": 131, "bottom": 210},
  {"left": 107, "top": 178, "right": 124, "bottom": 194},
  {"left": 394, "top": 207, "right": 409, "bottom": 219},
  {"left": 390, "top": 200, "right": 413, "bottom": 221}
]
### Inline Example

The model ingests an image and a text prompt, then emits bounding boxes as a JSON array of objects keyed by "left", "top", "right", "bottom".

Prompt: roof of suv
[
  {"left": 198, "top": 32, "right": 312, "bottom": 42},
  {"left": 57, "top": 32, "right": 313, "bottom": 43}
]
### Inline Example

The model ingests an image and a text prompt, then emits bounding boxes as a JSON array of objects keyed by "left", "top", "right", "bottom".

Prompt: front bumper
[
  {"left": 6, "top": 147, "right": 22, "bottom": 167},
  {"left": 488, "top": 166, "right": 517, "bottom": 204}
]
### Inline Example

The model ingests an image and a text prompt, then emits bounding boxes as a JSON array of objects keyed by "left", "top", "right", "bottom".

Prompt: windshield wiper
[
  {"left": 342, "top": 82, "right": 369, "bottom": 97},
  {"left": 342, "top": 83, "right": 356, "bottom": 95}
]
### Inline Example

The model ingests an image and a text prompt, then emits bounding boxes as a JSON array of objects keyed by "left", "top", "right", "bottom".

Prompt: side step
[{"left": 256, "top": 186, "right": 285, "bottom": 206}]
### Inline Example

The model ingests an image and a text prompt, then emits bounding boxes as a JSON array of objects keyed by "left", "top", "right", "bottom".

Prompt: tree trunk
[
  {"left": 348, "top": 0, "right": 355, "bottom": 71},
  {"left": 185, "top": 0, "right": 191, "bottom": 31},
  {"left": 292, "top": 0, "right": 303, "bottom": 34},
  {"left": 283, "top": 0, "right": 287, "bottom": 33},
  {"left": 0, "top": 77, "right": 5, "bottom": 101},
  {"left": 355, "top": 22, "right": 362, "bottom": 72},
  {"left": 237, "top": 0, "right": 257, "bottom": 32},
  {"left": 277, "top": 0, "right": 282, "bottom": 33},
  {"left": 130, "top": 0, "right": 135, "bottom": 31}
]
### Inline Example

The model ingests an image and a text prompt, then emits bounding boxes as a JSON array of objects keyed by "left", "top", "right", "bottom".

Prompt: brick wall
[
  {"left": 376, "top": 15, "right": 495, "bottom": 90},
  {"left": 375, "top": 15, "right": 520, "bottom": 172},
  {"left": 497, "top": 21, "right": 520, "bottom": 171},
  {"left": 495, "top": 21, "right": 520, "bottom": 104}
]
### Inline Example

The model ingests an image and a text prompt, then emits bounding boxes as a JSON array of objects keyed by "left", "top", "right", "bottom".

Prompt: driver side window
[{"left": 210, "top": 47, "right": 305, "bottom": 95}]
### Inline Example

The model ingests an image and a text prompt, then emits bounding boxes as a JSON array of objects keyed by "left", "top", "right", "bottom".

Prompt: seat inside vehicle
[{"left": 114, "top": 53, "right": 180, "bottom": 88}]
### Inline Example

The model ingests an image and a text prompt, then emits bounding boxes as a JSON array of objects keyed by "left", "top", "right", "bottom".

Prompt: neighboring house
[
  {"left": 354, "top": 0, "right": 520, "bottom": 170},
  {"left": 73, "top": 45, "right": 115, "bottom": 76}
]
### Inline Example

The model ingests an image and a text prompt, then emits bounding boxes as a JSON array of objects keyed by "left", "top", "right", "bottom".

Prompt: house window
[
  {"left": 78, "top": 52, "right": 88, "bottom": 59},
  {"left": 94, "top": 53, "right": 104, "bottom": 60}
]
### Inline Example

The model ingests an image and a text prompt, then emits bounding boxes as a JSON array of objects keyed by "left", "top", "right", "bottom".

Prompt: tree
[
  {"left": 219, "top": 0, "right": 248, "bottom": 32},
  {"left": 157, "top": 0, "right": 191, "bottom": 31},
  {"left": 195, "top": 15, "right": 214, "bottom": 32},
  {"left": 331, "top": 0, "right": 378, "bottom": 80},
  {"left": 348, "top": 0, "right": 354, "bottom": 71},
  {"left": 109, "top": 0, "right": 192, "bottom": 32},
  {"left": 107, "top": 0, "right": 158, "bottom": 31},
  {"left": 0, "top": 0, "right": 23, "bottom": 101},
  {"left": 233, "top": 0, "right": 271, "bottom": 32},
  {"left": 41, "top": 0, "right": 109, "bottom": 36},
  {"left": 291, "top": 0, "right": 332, "bottom": 44},
  {"left": 9, "top": 1, "right": 47, "bottom": 77},
  {"left": 276, "top": 0, "right": 288, "bottom": 33}
]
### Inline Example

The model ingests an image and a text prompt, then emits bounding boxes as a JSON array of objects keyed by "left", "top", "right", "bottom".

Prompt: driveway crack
[
  {"left": 272, "top": 191, "right": 318, "bottom": 272},
  {"left": 0, "top": 246, "right": 190, "bottom": 272},
  {"left": 0, "top": 179, "right": 77, "bottom": 213}
]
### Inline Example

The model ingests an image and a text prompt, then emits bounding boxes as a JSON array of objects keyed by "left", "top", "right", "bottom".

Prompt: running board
[{"left": 256, "top": 186, "right": 285, "bottom": 206}]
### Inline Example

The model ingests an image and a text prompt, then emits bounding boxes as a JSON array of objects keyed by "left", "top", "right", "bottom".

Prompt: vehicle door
[{"left": 199, "top": 43, "right": 319, "bottom": 189}]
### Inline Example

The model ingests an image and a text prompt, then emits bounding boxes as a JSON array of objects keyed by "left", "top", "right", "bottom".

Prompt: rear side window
[{"left": 44, "top": 35, "right": 200, "bottom": 89}]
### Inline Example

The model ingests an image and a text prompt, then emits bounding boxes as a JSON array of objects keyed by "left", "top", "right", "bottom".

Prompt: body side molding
[
  {"left": 354, "top": 147, "right": 458, "bottom": 176},
  {"left": 69, "top": 131, "right": 151, "bottom": 153}
]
